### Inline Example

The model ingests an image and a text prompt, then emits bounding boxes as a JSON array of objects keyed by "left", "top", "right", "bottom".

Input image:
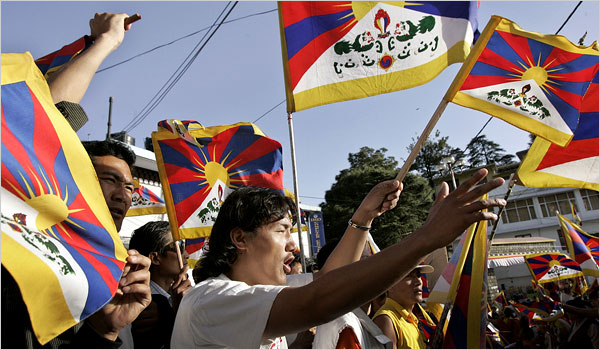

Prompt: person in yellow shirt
[{"left": 373, "top": 265, "right": 436, "bottom": 349}]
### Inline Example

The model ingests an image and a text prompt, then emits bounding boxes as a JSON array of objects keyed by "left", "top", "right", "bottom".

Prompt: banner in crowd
[
  {"left": 525, "top": 252, "right": 584, "bottom": 283},
  {"left": 152, "top": 120, "right": 284, "bottom": 245},
  {"left": 571, "top": 202, "right": 582, "bottom": 226},
  {"left": 278, "top": 1, "right": 479, "bottom": 112},
  {"left": 518, "top": 67, "right": 599, "bottom": 191},
  {"left": 557, "top": 214, "right": 599, "bottom": 276},
  {"left": 308, "top": 212, "right": 326, "bottom": 255},
  {"left": 445, "top": 16, "right": 599, "bottom": 147},
  {"left": 126, "top": 179, "right": 166, "bottom": 217},
  {"left": 442, "top": 211, "right": 488, "bottom": 349},
  {"left": 511, "top": 299, "right": 563, "bottom": 321},
  {"left": 1, "top": 53, "right": 127, "bottom": 344}
]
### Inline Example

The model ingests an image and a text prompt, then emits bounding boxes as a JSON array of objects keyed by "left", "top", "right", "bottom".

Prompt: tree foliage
[
  {"left": 408, "top": 130, "right": 465, "bottom": 183},
  {"left": 466, "top": 134, "right": 515, "bottom": 167},
  {"left": 320, "top": 147, "right": 433, "bottom": 249}
]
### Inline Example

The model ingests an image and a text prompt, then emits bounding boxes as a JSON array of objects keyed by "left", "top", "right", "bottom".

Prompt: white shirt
[
  {"left": 150, "top": 280, "right": 172, "bottom": 306},
  {"left": 171, "top": 273, "right": 311, "bottom": 349},
  {"left": 313, "top": 308, "right": 392, "bottom": 349}
]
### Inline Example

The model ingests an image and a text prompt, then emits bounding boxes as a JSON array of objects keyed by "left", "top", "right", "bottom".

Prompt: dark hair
[
  {"left": 128, "top": 221, "right": 171, "bottom": 257},
  {"left": 316, "top": 238, "right": 340, "bottom": 270},
  {"left": 82, "top": 140, "right": 136, "bottom": 168},
  {"left": 195, "top": 186, "right": 296, "bottom": 282}
]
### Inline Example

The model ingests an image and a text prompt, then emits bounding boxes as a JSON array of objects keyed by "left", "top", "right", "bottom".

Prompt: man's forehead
[{"left": 92, "top": 155, "right": 133, "bottom": 180}]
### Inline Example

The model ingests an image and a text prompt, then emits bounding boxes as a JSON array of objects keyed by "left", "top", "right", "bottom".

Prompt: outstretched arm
[
  {"left": 317, "top": 179, "right": 402, "bottom": 276},
  {"left": 265, "top": 169, "right": 505, "bottom": 339},
  {"left": 46, "top": 12, "right": 138, "bottom": 104}
]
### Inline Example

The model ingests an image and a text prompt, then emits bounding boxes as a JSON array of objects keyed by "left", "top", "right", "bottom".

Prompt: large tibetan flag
[
  {"left": 525, "top": 252, "right": 584, "bottom": 283},
  {"left": 34, "top": 36, "right": 92, "bottom": 79},
  {"left": 557, "top": 213, "right": 599, "bottom": 276},
  {"left": 518, "top": 67, "right": 599, "bottom": 190},
  {"left": 1, "top": 53, "right": 127, "bottom": 344},
  {"left": 442, "top": 212, "right": 488, "bottom": 349},
  {"left": 445, "top": 16, "right": 599, "bottom": 147},
  {"left": 279, "top": 1, "right": 479, "bottom": 112},
  {"left": 126, "top": 179, "right": 166, "bottom": 217},
  {"left": 152, "top": 120, "right": 284, "bottom": 242}
]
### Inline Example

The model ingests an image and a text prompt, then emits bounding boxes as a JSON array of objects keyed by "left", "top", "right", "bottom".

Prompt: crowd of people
[{"left": 1, "top": 11, "right": 598, "bottom": 350}]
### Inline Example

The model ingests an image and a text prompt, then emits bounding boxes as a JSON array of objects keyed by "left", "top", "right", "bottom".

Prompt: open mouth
[{"left": 283, "top": 256, "right": 294, "bottom": 274}]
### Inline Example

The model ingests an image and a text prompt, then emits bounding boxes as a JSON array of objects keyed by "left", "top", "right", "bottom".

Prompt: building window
[
  {"left": 580, "top": 189, "right": 599, "bottom": 211},
  {"left": 515, "top": 233, "right": 532, "bottom": 238},
  {"left": 501, "top": 198, "right": 537, "bottom": 223},
  {"left": 538, "top": 192, "right": 576, "bottom": 217}
]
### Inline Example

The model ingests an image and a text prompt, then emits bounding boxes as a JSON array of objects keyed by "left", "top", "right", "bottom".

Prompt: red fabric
[{"left": 336, "top": 327, "right": 362, "bottom": 349}]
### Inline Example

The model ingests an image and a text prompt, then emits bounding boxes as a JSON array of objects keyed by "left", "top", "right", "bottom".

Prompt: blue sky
[{"left": 2, "top": 1, "right": 598, "bottom": 206}]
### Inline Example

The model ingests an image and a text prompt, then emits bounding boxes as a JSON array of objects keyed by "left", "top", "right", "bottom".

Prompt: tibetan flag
[
  {"left": 1, "top": 53, "right": 127, "bottom": 344},
  {"left": 518, "top": 67, "right": 599, "bottom": 190},
  {"left": 126, "top": 179, "right": 166, "bottom": 217},
  {"left": 152, "top": 120, "right": 284, "bottom": 241},
  {"left": 494, "top": 290, "right": 508, "bottom": 308},
  {"left": 525, "top": 252, "right": 584, "bottom": 283},
  {"left": 421, "top": 269, "right": 430, "bottom": 298},
  {"left": 279, "top": 1, "right": 479, "bottom": 112},
  {"left": 185, "top": 237, "right": 207, "bottom": 269},
  {"left": 557, "top": 213, "right": 599, "bottom": 276},
  {"left": 445, "top": 16, "right": 599, "bottom": 147},
  {"left": 511, "top": 299, "right": 563, "bottom": 321},
  {"left": 442, "top": 214, "right": 489, "bottom": 349},
  {"left": 34, "top": 36, "right": 92, "bottom": 79}
]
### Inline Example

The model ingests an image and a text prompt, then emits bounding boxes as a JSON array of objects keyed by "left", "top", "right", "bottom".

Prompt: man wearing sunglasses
[{"left": 128, "top": 221, "right": 192, "bottom": 348}]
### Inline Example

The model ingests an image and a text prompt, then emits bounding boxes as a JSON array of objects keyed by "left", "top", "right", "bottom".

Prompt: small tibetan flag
[
  {"left": 126, "top": 179, "right": 166, "bottom": 217},
  {"left": 557, "top": 213, "right": 599, "bottom": 276},
  {"left": 445, "top": 16, "right": 599, "bottom": 147},
  {"left": 525, "top": 252, "right": 584, "bottom": 283},
  {"left": 279, "top": 1, "right": 479, "bottom": 112},
  {"left": 571, "top": 202, "right": 583, "bottom": 226},
  {"left": 494, "top": 290, "right": 508, "bottom": 308}
]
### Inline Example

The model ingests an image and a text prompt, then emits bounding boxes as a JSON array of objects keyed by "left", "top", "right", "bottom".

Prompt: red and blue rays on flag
[
  {"left": 34, "top": 36, "right": 92, "bottom": 78},
  {"left": 525, "top": 252, "right": 583, "bottom": 283},
  {"left": 558, "top": 213, "right": 599, "bottom": 276},
  {"left": 153, "top": 120, "right": 284, "bottom": 240},
  {"left": 1, "top": 74, "right": 125, "bottom": 326}
]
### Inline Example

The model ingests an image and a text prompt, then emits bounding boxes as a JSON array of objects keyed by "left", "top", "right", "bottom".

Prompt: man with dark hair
[
  {"left": 82, "top": 140, "right": 136, "bottom": 232},
  {"left": 128, "top": 221, "right": 192, "bottom": 348},
  {"left": 172, "top": 169, "right": 506, "bottom": 348}
]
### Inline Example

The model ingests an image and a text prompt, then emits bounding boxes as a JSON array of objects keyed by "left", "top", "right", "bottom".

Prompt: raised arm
[
  {"left": 317, "top": 179, "right": 402, "bottom": 276},
  {"left": 46, "top": 12, "right": 136, "bottom": 104},
  {"left": 265, "top": 169, "right": 505, "bottom": 339}
]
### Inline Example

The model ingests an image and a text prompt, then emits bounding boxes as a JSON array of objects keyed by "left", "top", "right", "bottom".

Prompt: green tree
[
  {"left": 320, "top": 147, "right": 433, "bottom": 249},
  {"left": 466, "top": 134, "right": 515, "bottom": 167},
  {"left": 408, "top": 130, "right": 465, "bottom": 186}
]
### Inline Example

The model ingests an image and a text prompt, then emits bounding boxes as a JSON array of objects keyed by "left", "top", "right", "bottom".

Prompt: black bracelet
[{"left": 348, "top": 219, "right": 371, "bottom": 231}]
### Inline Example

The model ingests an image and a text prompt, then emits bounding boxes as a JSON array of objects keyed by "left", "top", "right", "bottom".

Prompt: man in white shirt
[{"left": 171, "top": 169, "right": 506, "bottom": 348}]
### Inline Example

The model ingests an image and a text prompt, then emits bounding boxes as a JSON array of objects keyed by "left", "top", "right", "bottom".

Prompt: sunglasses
[{"left": 162, "top": 239, "right": 186, "bottom": 255}]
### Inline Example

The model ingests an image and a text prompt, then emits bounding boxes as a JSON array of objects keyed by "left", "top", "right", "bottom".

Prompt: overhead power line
[
  {"left": 123, "top": 1, "right": 238, "bottom": 133},
  {"left": 96, "top": 8, "right": 276, "bottom": 74}
]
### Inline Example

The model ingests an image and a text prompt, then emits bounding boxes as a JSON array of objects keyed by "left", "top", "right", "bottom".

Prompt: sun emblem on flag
[
  {"left": 507, "top": 54, "right": 563, "bottom": 95},
  {"left": 193, "top": 148, "right": 247, "bottom": 195}
]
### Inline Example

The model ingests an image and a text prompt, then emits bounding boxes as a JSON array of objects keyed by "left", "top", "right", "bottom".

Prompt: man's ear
[
  {"left": 230, "top": 227, "right": 250, "bottom": 252},
  {"left": 149, "top": 251, "right": 161, "bottom": 266}
]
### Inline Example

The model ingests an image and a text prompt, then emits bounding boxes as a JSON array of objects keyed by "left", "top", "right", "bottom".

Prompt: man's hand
[
  {"left": 169, "top": 265, "right": 192, "bottom": 312},
  {"left": 89, "top": 12, "right": 133, "bottom": 53},
  {"left": 351, "top": 179, "right": 403, "bottom": 227},
  {"left": 86, "top": 249, "right": 151, "bottom": 341},
  {"left": 420, "top": 168, "right": 506, "bottom": 249}
]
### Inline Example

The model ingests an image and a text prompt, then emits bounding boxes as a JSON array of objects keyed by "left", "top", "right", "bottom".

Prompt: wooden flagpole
[
  {"left": 395, "top": 99, "right": 449, "bottom": 182},
  {"left": 287, "top": 112, "right": 307, "bottom": 270}
]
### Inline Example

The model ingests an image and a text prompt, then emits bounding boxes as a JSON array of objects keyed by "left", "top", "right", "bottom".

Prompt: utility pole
[{"left": 106, "top": 96, "right": 113, "bottom": 140}]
